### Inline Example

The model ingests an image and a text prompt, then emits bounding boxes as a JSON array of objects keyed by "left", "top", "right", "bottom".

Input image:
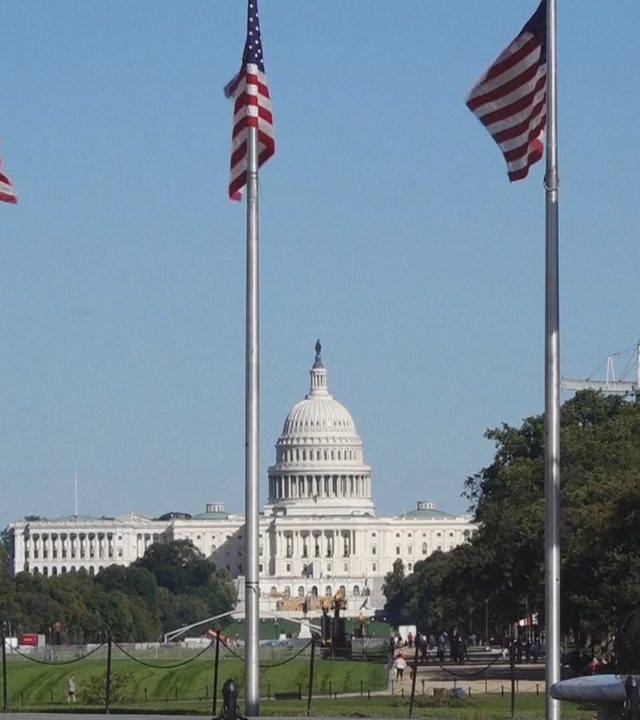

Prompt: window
[
  {"left": 422, "top": 543, "right": 428, "bottom": 554},
  {"left": 298, "top": 586, "right": 305, "bottom": 597},
  {"left": 353, "top": 585, "right": 360, "bottom": 596},
  {"left": 259, "top": 564, "right": 263, "bottom": 573},
  {"left": 408, "top": 563, "right": 413, "bottom": 571},
  {"left": 343, "top": 563, "right": 348, "bottom": 572},
  {"left": 372, "top": 546, "right": 377, "bottom": 555},
  {"left": 286, "top": 563, "right": 292, "bottom": 572},
  {"left": 339, "top": 585, "right": 346, "bottom": 596},
  {"left": 325, "top": 586, "right": 332, "bottom": 596},
  {"left": 408, "top": 546, "right": 413, "bottom": 555},
  {"left": 327, "top": 563, "right": 332, "bottom": 572},
  {"left": 437, "top": 532, "right": 442, "bottom": 537},
  {"left": 270, "top": 586, "right": 278, "bottom": 595},
  {"left": 449, "top": 532, "right": 454, "bottom": 537},
  {"left": 311, "top": 585, "right": 318, "bottom": 596},
  {"left": 396, "top": 546, "right": 401, "bottom": 555},
  {"left": 372, "top": 533, "right": 376, "bottom": 537},
  {"left": 396, "top": 533, "right": 400, "bottom": 538},
  {"left": 372, "top": 562, "right": 377, "bottom": 572},
  {"left": 284, "top": 586, "right": 291, "bottom": 598},
  {"left": 259, "top": 545, "right": 263, "bottom": 556},
  {"left": 238, "top": 564, "right": 243, "bottom": 574},
  {"left": 408, "top": 533, "right": 412, "bottom": 538}
]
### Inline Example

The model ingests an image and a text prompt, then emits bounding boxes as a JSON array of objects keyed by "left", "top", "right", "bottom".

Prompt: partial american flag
[
  {"left": 225, "top": 0, "right": 274, "bottom": 201},
  {"left": 466, "top": 2, "right": 546, "bottom": 182},
  {"left": 0, "top": 142, "right": 17, "bottom": 204}
]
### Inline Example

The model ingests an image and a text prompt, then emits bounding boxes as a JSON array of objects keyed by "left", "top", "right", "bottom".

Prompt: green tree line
[
  {"left": 0, "top": 538, "right": 236, "bottom": 642},
  {"left": 383, "top": 390, "right": 640, "bottom": 651}
]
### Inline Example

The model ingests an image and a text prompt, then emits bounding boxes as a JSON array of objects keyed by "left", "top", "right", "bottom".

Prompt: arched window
[
  {"left": 317, "top": 450, "right": 321, "bottom": 460},
  {"left": 270, "top": 586, "right": 278, "bottom": 595},
  {"left": 61, "top": 566, "right": 67, "bottom": 574},
  {"left": 311, "top": 585, "right": 318, "bottom": 596},
  {"left": 89, "top": 566, "right": 95, "bottom": 576},
  {"left": 422, "top": 542, "right": 428, "bottom": 554},
  {"left": 33, "top": 567, "right": 40, "bottom": 575},
  {"left": 325, "top": 585, "right": 332, "bottom": 596},
  {"left": 52, "top": 567, "right": 58, "bottom": 576},
  {"left": 298, "top": 586, "right": 305, "bottom": 597},
  {"left": 302, "top": 450, "right": 306, "bottom": 461},
  {"left": 353, "top": 585, "right": 360, "bottom": 596},
  {"left": 284, "top": 586, "right": 291, "bottom": 598},
  {"left": 339, "top": 585, "right": 346, "bottom": 597},
  {"left": 338, "top": 451, "right": 341, "bottom": 460},
  {"left": 43, "top": 567, "right": 49, "bottom": 576}
]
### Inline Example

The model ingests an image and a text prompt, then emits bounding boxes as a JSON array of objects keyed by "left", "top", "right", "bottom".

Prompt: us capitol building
[{"left": 8, "top": 344, "right": 476, "bottom": 616}]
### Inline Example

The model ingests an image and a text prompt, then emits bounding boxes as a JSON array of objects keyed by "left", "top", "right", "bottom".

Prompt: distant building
[{"left": 7, "top": 345, "right": 476, "bottom": 615}]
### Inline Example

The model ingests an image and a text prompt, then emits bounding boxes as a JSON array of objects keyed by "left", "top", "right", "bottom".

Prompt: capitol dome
[{"left": 266, "top": 342, "right": 375, "bottom": 516}]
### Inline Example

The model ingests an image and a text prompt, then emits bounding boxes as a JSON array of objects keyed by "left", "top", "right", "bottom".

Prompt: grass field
[
  {"left": 1, "top": 688, "right": 596, "bottom": 719},
  {"left": 3, "top": 656, "right": 386, "bottom": 710}
]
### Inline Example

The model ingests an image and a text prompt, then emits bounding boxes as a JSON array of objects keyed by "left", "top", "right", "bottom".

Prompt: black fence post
[
  {"left": 409, "top": 640, "right": 420, "bottom": 717},
  {"left": 212, "top": 631, "right": 221, "bottom": 718},
  {"left": 105, "top": 630, "right": 112, "bottom": 715},
  {"left": 1, "top": 622, "right": 8, "bottom": 713},
  {"left": 510, "top": 638, "right": 516, "bottom": 720},
  {"left": 306, "top": 637, "right": 316, "bottom": 717}
]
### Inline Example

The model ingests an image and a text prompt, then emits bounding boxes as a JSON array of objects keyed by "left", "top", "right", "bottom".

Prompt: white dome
[
  {"left": 266, "top": 342, "right": 374, "bottom": 517},
  {"left": 282, "top": 394, "right": 358, "bottom": 438}
]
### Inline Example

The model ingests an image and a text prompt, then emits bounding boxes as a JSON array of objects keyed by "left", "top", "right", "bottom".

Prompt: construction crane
[{"left": 560, "top": 341, "right": 640, "bottom": 399}]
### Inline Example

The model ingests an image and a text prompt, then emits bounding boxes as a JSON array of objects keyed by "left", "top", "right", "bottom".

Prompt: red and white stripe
[
  {"left": 228, "top": 62, "right": 275, "bottom": 201},
  {"left": 466, "top": 24, "right": 546, "bottom": 181},
  {"left": 0, "top": 166, "right": 17, "bottom": 204}
]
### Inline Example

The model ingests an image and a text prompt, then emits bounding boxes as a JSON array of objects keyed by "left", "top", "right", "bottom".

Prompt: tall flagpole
[
  {"left": 544, "top": 1, "right": 560, "bottom": 719},
  {"left": 245, "top": 123, "right": 261, "bottom": 717}
]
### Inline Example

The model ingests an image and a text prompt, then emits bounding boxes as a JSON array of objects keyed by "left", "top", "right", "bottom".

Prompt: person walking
[
  {"left": 67, "top": 674, "right": 76, "bottom": 703},
  {"left": 393, "top": 652, "right": 407, "bottom": 681}
]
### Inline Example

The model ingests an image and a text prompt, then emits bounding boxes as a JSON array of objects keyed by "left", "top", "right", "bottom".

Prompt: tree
[{"left": 386, "top": 391, "right": 640, "bottom": 650}]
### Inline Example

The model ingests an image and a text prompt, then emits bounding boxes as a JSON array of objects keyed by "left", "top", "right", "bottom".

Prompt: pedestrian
[
  {"left": 394, "top": 652, "right": 407, "bottom": 680},
  {"left": 67, "top": 674, "right": 76, "bottom": 703}
]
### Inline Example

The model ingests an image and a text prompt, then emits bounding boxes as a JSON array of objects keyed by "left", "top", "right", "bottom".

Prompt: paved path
[{"left": 389, "top": 649, "right": 547, "bottom": 696}]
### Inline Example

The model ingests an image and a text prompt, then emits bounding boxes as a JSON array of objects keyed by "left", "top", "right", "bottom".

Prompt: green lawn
[{"left": 2, "top": 656, "right": 386, "bottom": 710}]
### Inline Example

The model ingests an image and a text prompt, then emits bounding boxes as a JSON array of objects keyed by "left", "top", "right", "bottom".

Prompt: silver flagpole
[
  {"left": 544, "top": 1, "right": 560, "bottom": 719},
  {"left": 245, "top": 123, "right": 260, "bottom": 717}
]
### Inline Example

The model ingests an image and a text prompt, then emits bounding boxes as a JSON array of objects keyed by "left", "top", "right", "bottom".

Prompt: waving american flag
[
  {"left": 466, "top": 2, "right": 546, "bottom": 182},
  {"left": 225, "top": 0, "right": 275, "bottom": 201}
]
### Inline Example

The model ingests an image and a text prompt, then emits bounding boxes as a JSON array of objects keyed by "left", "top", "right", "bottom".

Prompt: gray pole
[
  {"left": 544, "top": 1, "right": 560, "bottom": 720},
  {"left": 244, "top": 124, "right": 260, "bottom": 717}
]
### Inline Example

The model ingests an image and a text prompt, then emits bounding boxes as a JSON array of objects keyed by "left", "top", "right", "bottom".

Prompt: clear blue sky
[{"left": 1, "top": 2, "right": 638, "bottom": 529}]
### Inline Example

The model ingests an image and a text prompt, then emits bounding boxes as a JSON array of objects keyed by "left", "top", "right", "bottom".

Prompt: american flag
[
  {"left": 225, "top": 0, "right": 274, "bottom": 201},
  {"left": 0, "top": 144, "right": 17, "bottom": 204},
  {"left": 466, "top": 2, "right": 546, "bottom": 182}
]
